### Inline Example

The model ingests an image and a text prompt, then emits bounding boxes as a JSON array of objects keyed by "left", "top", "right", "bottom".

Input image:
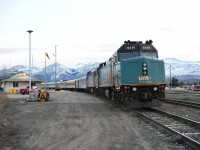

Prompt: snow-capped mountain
[
  {"left": 0, "top": 65, "right": 42, "bottom": 78},
  {"left": 6, "top": 65, "right": 42, "bottom": 74},
  {"left": 164, "top": 58, "right": 200, "bottom": 77},
  {"left": 33, "top": 62, "right": 99, "bottom": 82},
  {"left": 0, "top": 62, "right": 99, "bottom": 82},
  {"left": 164, "top": 58, "right": 200, "bottom": 83},
  {"left": 1, "top": 58, "right": 200, "bottom": 83}
]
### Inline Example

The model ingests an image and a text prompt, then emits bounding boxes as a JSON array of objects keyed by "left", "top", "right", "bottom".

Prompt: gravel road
[{"left": 9, "top": 91, "right": 143, "bottom": 150}]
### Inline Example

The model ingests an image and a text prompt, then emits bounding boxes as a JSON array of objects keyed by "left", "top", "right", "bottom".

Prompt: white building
[{"left": 2, "top": 72, "right": 42, "bottom": 93}]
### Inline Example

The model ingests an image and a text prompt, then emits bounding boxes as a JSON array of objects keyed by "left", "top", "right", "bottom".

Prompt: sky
[{"left": 0, "top": 0, "right": 200, "bottom": 69}]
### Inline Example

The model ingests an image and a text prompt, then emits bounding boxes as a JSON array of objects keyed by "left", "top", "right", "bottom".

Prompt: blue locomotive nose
[{"left": 120, "top": 58, "right": 165, "bottom": 85}]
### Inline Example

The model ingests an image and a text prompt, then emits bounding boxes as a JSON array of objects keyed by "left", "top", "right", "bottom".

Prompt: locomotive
[{"left": 46, "top": 40, "right": 166, "bottom": 108}]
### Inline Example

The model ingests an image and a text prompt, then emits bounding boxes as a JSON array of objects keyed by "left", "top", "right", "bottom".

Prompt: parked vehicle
[
  {"left": 19, "top": 86, "right": 37, "bottom": 95},
  {"left": 55, "top": 84, "right": 61, "bottom": 91}
]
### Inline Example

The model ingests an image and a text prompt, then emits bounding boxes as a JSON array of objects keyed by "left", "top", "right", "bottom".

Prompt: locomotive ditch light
[
  {"left": 132, "top": 87, "right": 137, "bottom": 91},
  {"left": 124, "top": 86, "right": 129, "bottom": 89},
  {"left": 116, "top": 86, "right": 120, "bottom": 90},
  {"left": 153, "top": 87, "right": 158, "bottom": 91}
]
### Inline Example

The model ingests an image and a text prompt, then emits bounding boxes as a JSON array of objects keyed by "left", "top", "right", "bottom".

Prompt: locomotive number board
[
  {"left": 142, "top": 46, "right": 152, "bottom": 50},
  {"left": 125, "top": 45, "right": 152, "bottom": 51},
  {"left": 125, "top": 45, "right": 137, "bottom": 50}
]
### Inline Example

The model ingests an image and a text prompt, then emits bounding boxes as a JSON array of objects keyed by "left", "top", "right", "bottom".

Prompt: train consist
[{"left": 46, "top": 40, "right": 166, "bottom": 108}]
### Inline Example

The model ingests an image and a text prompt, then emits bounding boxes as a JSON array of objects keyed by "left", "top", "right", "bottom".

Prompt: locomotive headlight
[
  {"left": 143, "top": 63, "right": 147, "bottom": 67},
  {"left": 143, "top": 71, "right": 147, "bottom": 75},
  {"left": 142, "top": 62, "right": 148, "bottom": 75},
  {"left": 143, "top": 66, "right": 147, "bottom": 70},
  {"left": 132, "top": 87, "right": 137, "bottom": 91},
  {"left": 116, "top": 86, "right": 120, "bottom": 90},
  {"left": 153, "top": 87, "right": 158, "bottom": 91}
]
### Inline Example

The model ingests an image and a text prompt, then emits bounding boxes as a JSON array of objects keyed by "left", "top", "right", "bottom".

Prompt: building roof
[{"left": 2, "top": 72, "right": 42, "bottom": 82}]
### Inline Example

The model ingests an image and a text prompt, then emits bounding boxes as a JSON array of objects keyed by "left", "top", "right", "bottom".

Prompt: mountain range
[
  {"left": 1, "top": 58, "right": 200, "bottom": 84},
  {"left": 164, "top": 58, "right": 200, "bottom": 83},
  {"left": 0, "top": 62, "right": 99, "bottom": 82}
]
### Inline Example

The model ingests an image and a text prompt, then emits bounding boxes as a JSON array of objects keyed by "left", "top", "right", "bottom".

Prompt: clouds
[
  {"left": 0, "top": 48, "right": 26, "bottom": 54},
  {"left": 1, "top": 0, "right": 200, "bottom": 68}
]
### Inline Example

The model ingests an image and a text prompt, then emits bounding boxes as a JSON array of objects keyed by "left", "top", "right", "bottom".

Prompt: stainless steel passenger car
[
  {"left": 62, "top": 80, "right": 75, "bottom": 90},
  {"left": 86, "top": 70, "right": 96, "bottom": 93},
  {"left": 75, "top": 77, "right": 87, "bottom": 91}
]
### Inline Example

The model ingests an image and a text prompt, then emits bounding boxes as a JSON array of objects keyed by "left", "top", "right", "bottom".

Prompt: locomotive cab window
[
  {"left": 140, "top": 50, "right": 158, "bottom": 59},
  {"left": 119, "top": 51, "right": 139, "bottom": 60}
]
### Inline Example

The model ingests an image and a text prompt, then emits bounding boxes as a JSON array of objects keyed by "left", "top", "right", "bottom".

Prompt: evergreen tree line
[{"left": 170, "top": 76, "right": 200, "bottom": 88}]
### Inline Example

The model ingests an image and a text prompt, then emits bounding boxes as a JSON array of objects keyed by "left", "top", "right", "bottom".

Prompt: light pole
[
  {"left": 27, "top": 30, "right": 33, "bottom": 96},
  {"left": 45, "top": 54, "right": 47, "bottom": 91},
  {"left": 54, "top": 45, "right": 58, "bottom": 90},
  {"left": 170, "top": 65, "right": 172, "bottom": 90}
]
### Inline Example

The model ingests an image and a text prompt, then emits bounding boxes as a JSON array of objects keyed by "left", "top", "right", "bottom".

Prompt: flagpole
[
  {"left": 44, "top": 52, "right": 50, "bottom": 91},
  {"left": 45, "top": 54, "right": 47, "bottom": 91},
  {"left": 54, "top": 45, "right": 58, "bottom": 91}
]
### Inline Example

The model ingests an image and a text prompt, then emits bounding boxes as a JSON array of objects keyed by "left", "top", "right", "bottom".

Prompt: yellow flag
[{"left": 45, "top": 52, "right": 50, "bottom": 60}]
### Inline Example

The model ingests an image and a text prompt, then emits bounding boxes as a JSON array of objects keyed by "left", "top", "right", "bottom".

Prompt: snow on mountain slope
[
  {"left": 164, "top": 58, "right": 200, "bottom": 77},
  {"left": 1, "top": 58, "right": 200, "bottom": 83}
]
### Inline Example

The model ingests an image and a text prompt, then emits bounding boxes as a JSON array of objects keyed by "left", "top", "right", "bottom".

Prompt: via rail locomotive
[{"left": 46, "top": 40, "right": 166, "bottom": 108}]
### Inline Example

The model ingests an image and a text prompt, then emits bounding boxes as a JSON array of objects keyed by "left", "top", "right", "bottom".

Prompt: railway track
[
  {"left": 134, "top": 107, "right": 200, "bottom": 149},
  {"left": 158, "top": 98, "right": 200, "bottom": 108}
]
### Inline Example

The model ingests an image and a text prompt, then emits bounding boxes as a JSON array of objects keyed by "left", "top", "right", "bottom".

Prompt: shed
[{"left": 2, "top": 72, "right": 42, "bottom": 93}]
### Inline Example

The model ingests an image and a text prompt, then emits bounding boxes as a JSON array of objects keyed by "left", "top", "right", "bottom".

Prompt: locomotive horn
[{"left": 149, "top": 39, "right": 153, "bottom": 44}]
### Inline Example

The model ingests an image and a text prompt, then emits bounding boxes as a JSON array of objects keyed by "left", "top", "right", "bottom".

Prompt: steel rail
[
  {"left": 134, "top": 108, "right": 200, "bottom": 149},
  {"left": 157, "top": 98, "right": 200, "bottom": 109}
]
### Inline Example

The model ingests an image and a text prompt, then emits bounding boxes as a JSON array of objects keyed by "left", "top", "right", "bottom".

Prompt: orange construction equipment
[{"left": 38, "top": 91, "right": 49, "bottom": 102}]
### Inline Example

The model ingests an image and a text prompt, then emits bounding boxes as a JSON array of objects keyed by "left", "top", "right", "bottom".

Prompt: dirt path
[{"left": 3, "top": 91, "right": 144, "bottom": 150}]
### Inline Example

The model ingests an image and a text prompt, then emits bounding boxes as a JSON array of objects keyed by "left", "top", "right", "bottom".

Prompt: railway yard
[{"left": 0, "top": 89, "right": 200, "bottom": 150}]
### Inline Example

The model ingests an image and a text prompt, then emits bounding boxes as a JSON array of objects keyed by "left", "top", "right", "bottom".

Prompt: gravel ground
[
  {"left": 0, "top": 90, "right": 198, "bottom": 150},
  {"left": 1, "top": 91, "right": 143, "bottom": 150},
  {"left": 127, "top": 114, "right": 193, "bottom": 150},
  {"left": 164, "top": 89, "right": 200, "bottom": 122},
  {"left": 123, "top": 89, "right": 199, "bottom": 150},
  {"left": 166, "top": 89, "right": 200, "bottom": 103},
  {"left": 159, "top": 103, "right": 200, "bottom": 122},
  {"left": 0, "top": 92, "right": 19, "bottom": 149}
]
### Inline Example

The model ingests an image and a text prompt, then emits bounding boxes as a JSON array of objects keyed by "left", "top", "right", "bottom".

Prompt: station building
[{"left": 2, "top": 72, "right": 42, "bottom": 93}]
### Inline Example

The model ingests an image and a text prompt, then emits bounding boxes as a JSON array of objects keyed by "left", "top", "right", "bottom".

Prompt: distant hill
[
  {"left": 1, "top": 58, "right": 200, "bottom": 84},
  {"left": 33, "top": 62, "right": 99, "bottom": 82},
  {"left": 164, "top": 58, "right": 200, "bottom": 83},
  {"left": 0, "top": 62, "right": 99, "bottom": 82}
]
